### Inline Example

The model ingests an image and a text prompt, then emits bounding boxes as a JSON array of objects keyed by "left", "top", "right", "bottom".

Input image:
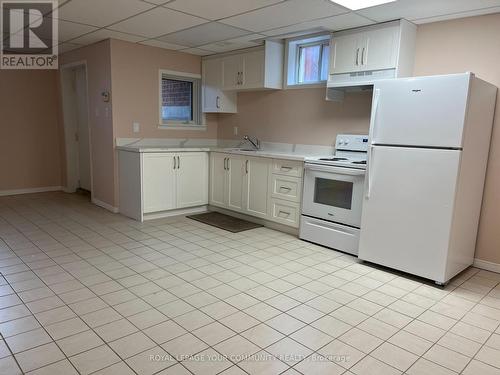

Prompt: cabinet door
[
  {"left": 209, "top": 153, "right": 227, "bottom": 207},
  {"left": 202, "top": 58, "right": 222, "bottom": 112},
  {"left": 362, "top": 25, "right": 399, "bottom": 71},
  {"left": 227, "top": 155, "right": 245, "bottom": 211},
  {"left": 244, "top": 156, "right": 270, "bottom": 218},
  {"left": 241, "top": 50, "right": 264, "bottom": 89},
  {"left": 222, "top": 54, "right": 243, "bottom": 90},
  {"left": 176, "top": 153, "right": 208, "bottom": 208},
  {"left": 330, "top": 33, "right": 360, "bottom": 75},
  {"left": 142, "top": 153, "right": 176, "bottom": 213}
]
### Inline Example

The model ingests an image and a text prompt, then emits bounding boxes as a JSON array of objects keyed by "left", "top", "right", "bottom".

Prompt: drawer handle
[
  {"left": 280, "top": 166, "right": 293, "bottom": 171},
  {"left": 279, "top": 186, "right": 292, "bottom": 192},
  {"left": 278, "top": 210, "right": 291, "bottom": 217}
]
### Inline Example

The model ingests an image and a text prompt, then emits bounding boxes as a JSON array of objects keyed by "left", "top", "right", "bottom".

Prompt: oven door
[{"left": 303, "top": 163, "right": 365, "bottom": 227}]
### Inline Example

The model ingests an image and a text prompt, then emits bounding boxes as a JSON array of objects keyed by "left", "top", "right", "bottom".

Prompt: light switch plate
[{"left": 133, "top": 122, "right": 140, "bottom": 133}]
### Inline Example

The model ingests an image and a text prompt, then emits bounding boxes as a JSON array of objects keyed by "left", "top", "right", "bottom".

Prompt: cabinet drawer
[
  {"left": 270, "top": 175, "right": 302, "bottom": 203},
  {"left": 272, "top": 159, "right": 303, "bottom": 177},
  {"left": 270, "top": 199, "right": 300, "bottom": 228}
]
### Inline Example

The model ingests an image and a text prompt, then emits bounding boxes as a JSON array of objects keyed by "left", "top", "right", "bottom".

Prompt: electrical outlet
[
  {"left": 133, "top": 122, "right": 140, "bottom": 133},
  {"left": 233, "top": 126, "right": 238, "bottom": 136}
]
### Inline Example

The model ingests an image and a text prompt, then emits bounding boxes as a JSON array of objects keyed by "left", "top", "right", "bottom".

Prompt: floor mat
[{"left": 187, "top": 211, "right": 263, "bottom": 233}]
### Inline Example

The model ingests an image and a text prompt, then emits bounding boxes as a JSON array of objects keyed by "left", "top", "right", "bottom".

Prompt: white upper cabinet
[
  {"left": 202, "top": 41, "right": 284, "bottom": 112},
  {"left": 221, "top": 41, "right": 283, "bottom": 91},
  {"left": 328, "top": 19, "right": 417, "bottom": 88},
  {"left": 202, "top": 58, "right": 237, "bottom": 113}
]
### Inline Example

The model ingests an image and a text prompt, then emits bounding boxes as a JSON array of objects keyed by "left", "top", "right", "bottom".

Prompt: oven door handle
[{"left": 305, "top": 164, "right": 366, "bottom": 176}]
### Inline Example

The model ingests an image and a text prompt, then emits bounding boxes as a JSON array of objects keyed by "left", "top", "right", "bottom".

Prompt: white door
[
  {"left": 142, "top": 153, "right": 176, "bottom": 213},
  {"left": 359, "top": 146, "right": 461, "bottom": 282},
  {"left": 244, "top": 156, "right": 269, "bottom": 218},
  {"left": 176, "top": 153, "right": 208, "bottom": 208},
  {"left": 241, "top": 50, "right": 264, "bottom": 89},
  {"left": 202, "top": 59, "right": 222, "bottom": 112},
  {"left": 222, "top": 54, "right": 243, "bottom": 90},
  {"left": 227, "top": 155, "right": 245, "bottom": 211},
  {"left": 210, "top": 153, "right": 227, "bottom": 207},
  {"left": 330, "top": 33, "right": 360, "bottom": 75},
  {"left": 371, "top": 74, "right": 470, "bottom": 148},
  {"left": 362, "top": 25, "right": 398, "bottom": 71}
]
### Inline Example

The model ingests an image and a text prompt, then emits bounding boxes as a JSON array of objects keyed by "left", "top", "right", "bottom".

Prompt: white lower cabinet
[
  {"left": 119, "top": 151, "right": 208, "bottom": 221},
  {"left": 143, "top": 153, "right": 176, "bottom": 213},
  {"left": 175, "top": 153, "right": 208, "bottom": 208},
  {"left": 209, "top": 153, "right": 303, "bottom": 227},
  {"left": 244, "top": 156, "right": 270, "bottom": 219},
  {"left": 210, "top": 153, "right": 266, "bottom": 216}
]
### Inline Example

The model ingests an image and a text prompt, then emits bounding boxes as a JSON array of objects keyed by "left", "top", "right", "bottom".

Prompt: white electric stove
[{"left": 300, "top": 134, "right": 369, "bottom": 255}]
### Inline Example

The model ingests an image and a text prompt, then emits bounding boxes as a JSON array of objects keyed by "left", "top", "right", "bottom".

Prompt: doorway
[{"left": 60, "top": 62, "right": 92, "bottom": 194}]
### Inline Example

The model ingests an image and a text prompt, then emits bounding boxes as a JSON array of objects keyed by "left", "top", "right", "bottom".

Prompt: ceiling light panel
[{"left": 331, "top": 0, "right": 396, "bottom": 11}]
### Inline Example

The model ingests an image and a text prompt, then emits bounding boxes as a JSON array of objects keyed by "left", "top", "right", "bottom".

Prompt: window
[
  {"left": 159, "top": 70, "right": 202, "bottom": 127},
  {"left": 286, "top": 34, "right": 330, "bottom": 87}
]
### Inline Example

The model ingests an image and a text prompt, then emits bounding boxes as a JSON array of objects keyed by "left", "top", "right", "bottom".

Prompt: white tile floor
[{"left": 0, "top": 192, "right": 500, "bottom": 375}]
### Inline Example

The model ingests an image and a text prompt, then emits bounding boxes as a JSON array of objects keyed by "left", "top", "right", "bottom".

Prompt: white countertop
[{"left": 116, "top": 145, "right": 322, "bottom": 161}]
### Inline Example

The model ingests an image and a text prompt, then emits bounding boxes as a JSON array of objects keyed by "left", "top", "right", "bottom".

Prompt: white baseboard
[
  {"left": 143, "top": 206, "right": 208, "bottom": 221},
  {"left": 92, "top": 198, "right": 119, "bottom": 213},
  {"left": 0, "top": 186, "right": 62, "bottom": 197},
  {"left": 473, "top": 258, "right": 500, "bottom": 274}
]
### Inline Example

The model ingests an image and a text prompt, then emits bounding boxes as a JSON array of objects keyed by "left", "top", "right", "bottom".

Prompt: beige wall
[
  {"left": 0, "top": 70, "right": 62, "bottom": 191},
  {"left": 110, "top": 39, "right": 218, "bottom": 140},
  {"left": 60, "top": 40, "right": 115, "bottom": 207},
  {"left": 414, "top": 13, "right": 500, "bottom": 264},
  {"left": 217, "top": 88, "right": 372, "bottom": 145}
]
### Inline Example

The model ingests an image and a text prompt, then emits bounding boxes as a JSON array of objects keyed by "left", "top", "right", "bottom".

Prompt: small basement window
[
  {"left": 286, "top": 34, "right": 330, "bottom": 87},
  {"left": 159, "top": 70, "right": 202, "bottom": 128}
]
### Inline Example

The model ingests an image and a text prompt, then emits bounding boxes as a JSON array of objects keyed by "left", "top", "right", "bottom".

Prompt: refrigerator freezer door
[
  {"left": 371, "top": 73, "right": 470, "bottom": 148},
  {"left": 359, "top": 146, "right": 461, "bottom": 283}
]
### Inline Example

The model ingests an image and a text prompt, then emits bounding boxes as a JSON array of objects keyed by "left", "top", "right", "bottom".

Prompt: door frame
[{"left": 60, "top": 60, "right": 93, "bottom": 197}]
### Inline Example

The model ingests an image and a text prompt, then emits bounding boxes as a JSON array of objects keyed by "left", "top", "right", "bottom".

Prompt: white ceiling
[{"left": 17, "top": 0, "right": 500, "bottom": 55}]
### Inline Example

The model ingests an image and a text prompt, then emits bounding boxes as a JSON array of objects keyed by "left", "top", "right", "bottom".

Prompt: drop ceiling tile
[
  {"left": 57, "top": 21, "right": 99, "bottom": 42},
  {"left": 158, "top": 22, "right": 250, "bottom": 47},
  {"left": 198, "top": 33, "right": 265, "bottom": 53},
  {"left": 181, "top": 47, "right": 214, "bottom": 56},
  {"left": 57, "top": 0, "right": 155, "bottom": 27},
  {"left": 109, "top": 7, "right": 207, "bottom": 38},
  {"left": 58, "top": 42, "right": 83, "bottom": 55},
  {"left": 139, "top": 39, "right": 188, "bottom": 50},
  {"left": 198, "top": 41, "right": 259, "bottom": 53},
  {"left": 411, "top": 5, "right": 500, "bottom": 24},
  {"left": 164, "top": 0, "right": 283, "bottom": 21},
  {"left": 70, "top": 29, "right": 144, "bottom": 45},
  {"left": 220, "top": 0, "right": 348, "bottom": 32},
  {"left": 356, "top": 0, "right": 500, "bottom": 22},
  {"left": 263, "top": 12, "right": 374, "bottom": 37}
]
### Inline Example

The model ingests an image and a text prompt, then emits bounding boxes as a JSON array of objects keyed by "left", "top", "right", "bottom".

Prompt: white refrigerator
[{"left": 358, "top": 73, "right": 497, "bottom": 284}]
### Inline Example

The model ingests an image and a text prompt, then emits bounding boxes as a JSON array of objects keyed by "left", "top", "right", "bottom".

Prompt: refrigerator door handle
[
  {"left": 368, "top": 88, "right": 381, "bottom": 142},
  {"left": 366, "top": 145, "right": 374, "bottom": 199}
]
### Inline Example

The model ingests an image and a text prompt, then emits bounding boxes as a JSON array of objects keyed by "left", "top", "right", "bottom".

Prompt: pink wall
[
  {"left": 0, "top": 70, "right": 62, "bottom": 191},
  {"left": 60, "top": 40, "right": 115, "bottom": 207},
  {"left": 110, "top": 39, "right": 218, "bottom": 140},
  {"left": 414, "top": 12, "right": 500, "bottom": 264},
  {"left": 217, "top": 88, "right": 372, "bottom": 145}
]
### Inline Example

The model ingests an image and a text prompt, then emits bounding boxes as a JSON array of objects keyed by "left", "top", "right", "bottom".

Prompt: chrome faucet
[{"left": 243, "top": 135, "right": 261, "bottom": 150}]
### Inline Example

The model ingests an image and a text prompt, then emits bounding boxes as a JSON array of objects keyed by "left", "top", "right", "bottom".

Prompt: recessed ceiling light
[{"left": 331, "top": 0, "right": 397, "bottom": 11}]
